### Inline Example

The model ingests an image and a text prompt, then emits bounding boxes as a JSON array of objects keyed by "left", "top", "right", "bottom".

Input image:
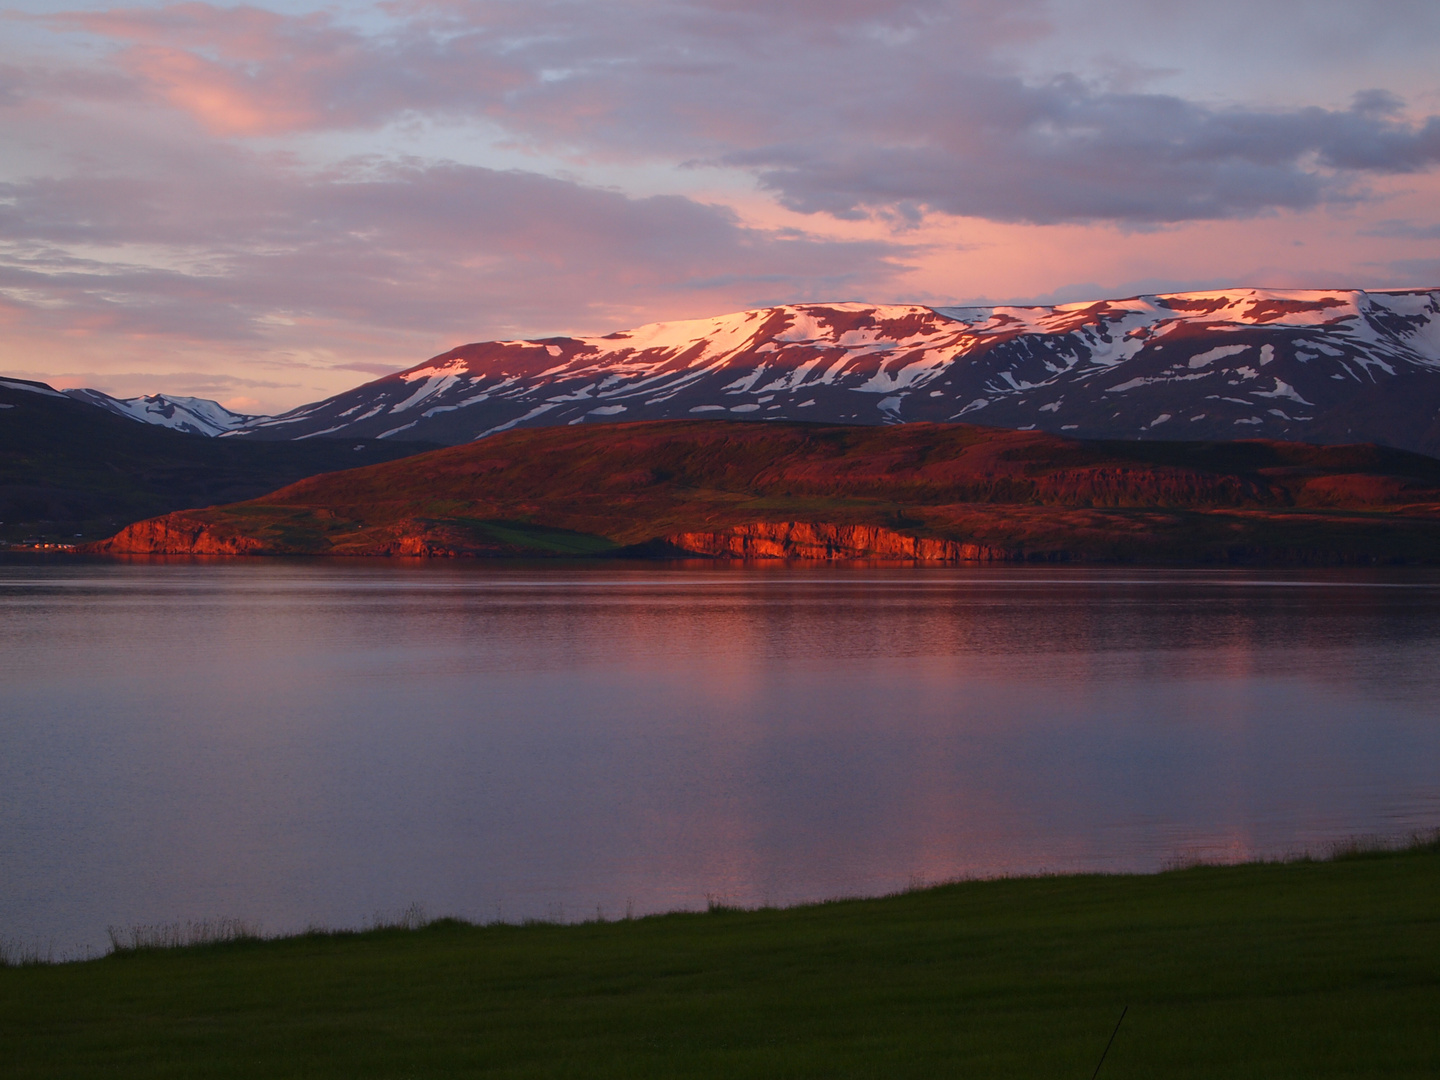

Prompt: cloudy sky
[{"left": 2, "top": 0, "right": 1439, "bottom": 412}]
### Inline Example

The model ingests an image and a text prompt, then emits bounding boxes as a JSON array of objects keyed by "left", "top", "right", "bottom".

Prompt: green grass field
[{"left": 4, "top": 844, "right": 1439, "bottom": 1078}]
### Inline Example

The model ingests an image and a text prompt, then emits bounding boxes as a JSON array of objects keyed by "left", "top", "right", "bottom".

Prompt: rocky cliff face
[
  {"left": 664, "top": 522, "right": 1019, "bottom": 561},
  {"left": 92, "top": 515, "right": 265, "bottom": 555}
]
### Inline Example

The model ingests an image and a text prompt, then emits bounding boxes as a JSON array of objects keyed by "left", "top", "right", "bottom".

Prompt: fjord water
[{"left": 3, "top": 560, "right": 1439, "bottom": 955}]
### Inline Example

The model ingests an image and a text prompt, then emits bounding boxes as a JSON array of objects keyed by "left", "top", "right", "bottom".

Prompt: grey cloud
[
  {"left": 1351, "top": 89, "right": 1406, "bottom": 117},
  {"left": 1378, "top": 258, "right": 1440, "bottom": 282},
  {"left": 34, "top": 0, "right": 1440, "bottom": 225},
  {"left": 732, "top": 76, "right": 1440, "bottom": 223},
  {"left": 0, "top": 65, "right": 25, "bottom": 107},
  {"left": 1363, "top": 220, "right": 1440, "bottom": 240},
  {"left": 0, "top": 156, "right": 912, "bottom": 344},
  {"left": 694, "top": 0, "right": 948, "bottom": 18}
]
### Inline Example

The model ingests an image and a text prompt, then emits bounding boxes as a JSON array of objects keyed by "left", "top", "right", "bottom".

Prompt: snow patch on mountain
[
  {"left": 1189, "top": 345, "right": 1251, "bottom": 369},
  {"left": 63, "top": 389, "right": 257, "bottom": 436}
]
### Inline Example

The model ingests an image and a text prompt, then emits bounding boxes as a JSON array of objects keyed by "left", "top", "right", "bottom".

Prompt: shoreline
[
  {"left": 12, "top": 544, "right": 1440, "bottom": 567},
  {"left": 5, "top": 835, "right": 1438, "bottom": 1078},
  {"left": 7, "top": 830, "right": 1436, "bottom": 969}
]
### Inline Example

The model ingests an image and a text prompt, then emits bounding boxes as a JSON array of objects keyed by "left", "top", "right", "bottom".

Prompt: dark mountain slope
[
  {"left": 91, "top": 420, "right": 1440, "bottom": 564},
  {"left": 0, "top": 378, "right": 433, "bottom": 545}
]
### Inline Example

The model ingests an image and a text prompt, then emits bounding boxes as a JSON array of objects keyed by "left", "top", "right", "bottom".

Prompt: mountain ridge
[
  {"left": 28, "top": 286, "right": 1440, "bottom": 454},
  {"left": 214, "top": 287, "right": 1440, "bottom": 453}
]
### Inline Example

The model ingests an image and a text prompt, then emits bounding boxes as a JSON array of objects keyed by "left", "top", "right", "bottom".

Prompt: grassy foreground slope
[
  {"left": 3, "top": 847, "right": 1439, "bottom": 1078},
  {"left": 89, "top": 419, "right": 1440, "bottom": 562}
]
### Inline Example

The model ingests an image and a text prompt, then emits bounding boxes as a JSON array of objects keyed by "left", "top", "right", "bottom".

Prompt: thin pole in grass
[{"left": 1089, "top": 1005, "right": 1128, "bottom": 1079}]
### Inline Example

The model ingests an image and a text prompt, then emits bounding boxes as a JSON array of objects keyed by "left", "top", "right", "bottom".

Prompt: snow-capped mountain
[
  {"left": 221, "top": 288, "right": 1440, "bottom": 455},
  {"left": 63, "top": 389, "right": 257, "bottom": 437}
]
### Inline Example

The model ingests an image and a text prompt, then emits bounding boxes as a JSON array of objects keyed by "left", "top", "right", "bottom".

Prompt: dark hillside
[
  {"left": 0, "top": 379, "right": 433, "bottom": 545},
  {"left": 89, "top": 420, "right": 1440, "bottom": 563}
]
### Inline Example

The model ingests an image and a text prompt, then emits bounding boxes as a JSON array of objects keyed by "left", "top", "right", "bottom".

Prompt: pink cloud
[
  {"left": 28, "top": 1, "right": 1440, "bottom": 224},
  {"left": 46, "top": 2, "right": 527, "bottom": 135},
  {"left": 120, "top": 44, "right": 323, "bottom": 135}
]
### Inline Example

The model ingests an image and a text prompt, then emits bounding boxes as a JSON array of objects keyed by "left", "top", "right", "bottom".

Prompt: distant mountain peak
[{"left": 63, "top": 389, "right": 258, "bottom": 437}]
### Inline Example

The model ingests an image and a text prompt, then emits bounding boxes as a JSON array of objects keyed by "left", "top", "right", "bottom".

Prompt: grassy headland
[
  {"left": 87, "top": 420, "right": 1440, "bottom": 562},
  {"left": 4, "top": 842, "right": 1439, "bottom": 1078}
]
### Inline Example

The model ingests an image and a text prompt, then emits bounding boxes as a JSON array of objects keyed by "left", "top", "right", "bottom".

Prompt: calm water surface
[{"left": 3, "top": 559, "right": 1439, "bottom": 954}]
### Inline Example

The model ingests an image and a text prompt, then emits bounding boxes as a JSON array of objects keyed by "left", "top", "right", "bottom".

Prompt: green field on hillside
[{"left": 4, "top": 844, "right": 1438, "bottom": 1078}]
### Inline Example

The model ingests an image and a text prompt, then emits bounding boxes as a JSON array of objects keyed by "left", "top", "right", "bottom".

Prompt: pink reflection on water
[{"left": 0, "top": 563, "right": 1438, "bottom": 953}]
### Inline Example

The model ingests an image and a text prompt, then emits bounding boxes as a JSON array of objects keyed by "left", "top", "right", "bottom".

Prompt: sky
[{"left": 2, "top": 0, "right": 1439, "bottom": 413}]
